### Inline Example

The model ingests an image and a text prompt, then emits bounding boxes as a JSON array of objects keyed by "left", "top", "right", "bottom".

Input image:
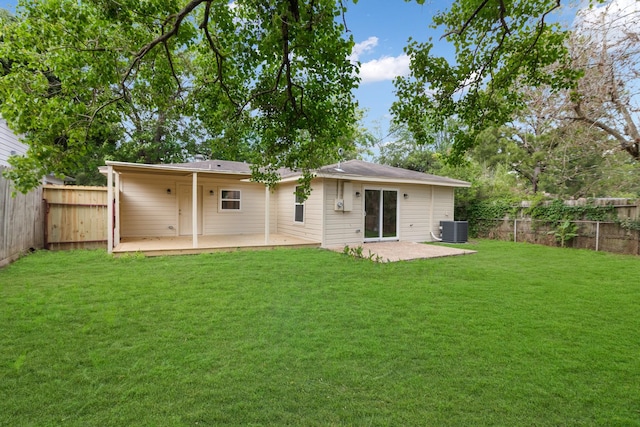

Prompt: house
[
  {"left": 0, "top": 117, "right": 75, "bottom": 184},
  {"left": 102, "top": 159, "right": 470, "bottom": 255},
  {"left": 0, "top": 116, "right": 27, "bottom": 167}
]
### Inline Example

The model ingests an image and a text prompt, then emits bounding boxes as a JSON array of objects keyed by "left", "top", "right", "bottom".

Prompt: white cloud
[
  {"left": 349, "top": 36, "right": 379, "bottom": 62},
  {"left": 350, "top": 37, "right": 411, "bottom": 84},
  {"left": 359, "top": 54, "right": 411, "bottom": 84}
]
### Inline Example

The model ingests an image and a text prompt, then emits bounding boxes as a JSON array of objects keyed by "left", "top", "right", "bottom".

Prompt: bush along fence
[{"left": 465, "top": 198, "right": 640, "bottom": 256}]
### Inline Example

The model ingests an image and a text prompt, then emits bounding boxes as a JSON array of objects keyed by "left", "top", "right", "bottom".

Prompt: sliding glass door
[{"left": 364, "top": 189, "right": 398, "bottom": 241}]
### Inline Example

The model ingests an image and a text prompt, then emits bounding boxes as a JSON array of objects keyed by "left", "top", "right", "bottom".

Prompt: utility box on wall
[
  {"left": 440, "top": 221, "right": 468, "bottom": 243},
  {"left": 334, "top": 181, "right": 353, "bottom": 212}
]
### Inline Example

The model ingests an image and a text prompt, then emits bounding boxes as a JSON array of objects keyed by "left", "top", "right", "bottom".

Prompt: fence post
[
  {"left": 514, "top": 219, "right": 517, "bottom": 243},
  {"left": 595, "top": 221, "right": 600, "bottom": 252}
]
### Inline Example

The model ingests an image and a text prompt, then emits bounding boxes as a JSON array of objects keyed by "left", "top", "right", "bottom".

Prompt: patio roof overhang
[{"left": 101, "top": 161, "right": 253, "bottom": 180}]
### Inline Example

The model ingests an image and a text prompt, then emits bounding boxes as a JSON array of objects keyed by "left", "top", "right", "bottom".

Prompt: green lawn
[{"left": 1, "top": 240, "right": 639, "bottom": 426}]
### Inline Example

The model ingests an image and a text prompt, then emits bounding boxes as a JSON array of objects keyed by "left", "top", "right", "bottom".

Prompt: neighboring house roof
[{"left": 103, "top": 159, "right": 471, "bottom": 187}]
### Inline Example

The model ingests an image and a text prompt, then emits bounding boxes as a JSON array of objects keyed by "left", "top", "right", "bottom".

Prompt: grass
[{"left": 1, "top": 240, "right": 639, "bottom": 426}]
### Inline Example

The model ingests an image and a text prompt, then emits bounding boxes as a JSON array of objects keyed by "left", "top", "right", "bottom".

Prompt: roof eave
[
  {"left": 102, "top": 160, "right": 253, "bottom": 178},
  {"left": 280, "top": 172, "right": 470, "bottom": 188}
]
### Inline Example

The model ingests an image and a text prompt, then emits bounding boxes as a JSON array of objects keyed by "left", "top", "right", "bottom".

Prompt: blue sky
[{"left": 344, "top": 1, "right": 453, "bottom": 137}]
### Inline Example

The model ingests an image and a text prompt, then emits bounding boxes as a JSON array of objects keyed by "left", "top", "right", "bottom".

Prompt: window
[
  {"left": 294, "top": 186, "right": 304, "bottom": 223},
  {"left": 220, "top": 190, "right": 241, "bottom": 211}
]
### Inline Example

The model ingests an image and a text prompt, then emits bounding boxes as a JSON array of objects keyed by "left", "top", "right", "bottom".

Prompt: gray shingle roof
[
  {"left": 107, "top": 159, "right": 470, "bottom": 187},
  {"left": 313, "top": 160, "right": 470, "bottom": 187}
]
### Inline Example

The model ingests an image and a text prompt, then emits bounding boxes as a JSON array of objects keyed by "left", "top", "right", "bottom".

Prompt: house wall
[
  {"left": 275, "top": 180, "right": 324, "bottom": 242},
  {"left": 119, "top": 173, "right": 179, "bottom": 237},
  {"left": 116, "top": 169, "right": 459, "bottom": 244},
  {"left": 321, "top": 180, "right": 457, "bottom": 247},
  {"left": 399, "top": 184, "right": 455, "bottom": 241},
  {"left": 323, "top": 179, "right": 364, "bottom": 247},
  {"left": 430, "top": 186, "right": 456, "bottom": 238},
  {"left": 0, "top": 118, "right": 27, "bottom": 167},
  {"left": 398, "top": 183, "right": 431, "bottom": 242},
  {"left": 201, "top": 177, "right": 267, "bottom": 236},
  {"left": 118, "top": 172, "right": 271, "bottom": 238}
]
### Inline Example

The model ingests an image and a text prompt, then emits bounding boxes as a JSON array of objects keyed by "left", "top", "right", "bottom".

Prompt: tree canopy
[
  {"left": 392, "top": 0, "right": 614, "bottom": 163},
  {"left": 1, "top": 0, "right": 358, "bottom": 192},
  {"left": 2, "top": 0, "right": 637, "bottom": 197}
]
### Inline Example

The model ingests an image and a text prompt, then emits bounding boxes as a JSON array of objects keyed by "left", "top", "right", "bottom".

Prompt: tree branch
[
  {"left": 163, "top": 40, "right": 182, "bottom": 93},
  {"left": 571, "top": 102, "right": 639, "bottom": 159},
  {"left": 122, "top": 0, "right": 206, "bottom": 87},
  {"left": 199, "top": 0, "right": 240, "bottom": 110},
  {"left": 442, "top": 0, "right": 491, "bottom": 39}
]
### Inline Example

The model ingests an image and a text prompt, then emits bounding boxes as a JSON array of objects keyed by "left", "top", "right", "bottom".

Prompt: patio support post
[
  {"left": 114, "top": 171, "right": 120, "bottom": 248},
  {"left": 107, "top": 165, "right": 113, "bottom": 254},
  {"left": 265, "top": 185, "right": 270, "bottom": 244},
  {"left": 192, "top": 172, "right": 198, "bottom": 248}
]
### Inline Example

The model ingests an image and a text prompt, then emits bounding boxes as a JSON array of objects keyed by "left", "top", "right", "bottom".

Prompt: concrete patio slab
[{"left": 329, "top": 241, "right": 476, "bottom": 262}]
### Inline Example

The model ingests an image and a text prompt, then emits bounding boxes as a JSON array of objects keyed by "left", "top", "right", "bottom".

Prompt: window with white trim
[
  {"left": 294, "top": 186, "right": 304, "bottom": 223},
  {"left": 220, "top": 189, "right": 241, "bottom": 211}
]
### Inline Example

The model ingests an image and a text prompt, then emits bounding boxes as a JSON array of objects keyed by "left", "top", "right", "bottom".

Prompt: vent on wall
[{"left": 440, "top": 221, "right": 468, "bottom": 243}]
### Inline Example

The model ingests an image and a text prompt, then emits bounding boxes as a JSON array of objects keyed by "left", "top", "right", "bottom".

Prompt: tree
[
  {"left": 563, "top": 1, "right": 640, "bottom": 160},
  {"left": 0, "top": 0, "right": 358, "bottom": 193},
  {"left": 392, "top": 0, "right": 601, "bottom": 163},
  {"left": 376, "top": 121, "right": 453, "bottom": 174}
]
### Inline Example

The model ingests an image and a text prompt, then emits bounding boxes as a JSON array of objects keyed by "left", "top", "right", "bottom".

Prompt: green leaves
[
  {"left": 393, "top": 0, "right": 590, "bottom": 163},
  {"left": 1, "top": 0, "right": 358, "bottom": 193}
]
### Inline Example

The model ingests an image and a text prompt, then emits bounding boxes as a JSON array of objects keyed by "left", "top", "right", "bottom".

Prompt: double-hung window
[
  {"left": 220, "top": 190, "right": 241, "bottom": 211},
  {"left": 294, "top": 186, "right": 304, "bottom": 223}
]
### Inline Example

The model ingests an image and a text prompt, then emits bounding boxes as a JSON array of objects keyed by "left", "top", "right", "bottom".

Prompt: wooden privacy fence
[
  {"left": 0, "top": 166, "right": 45, "bottom": 267},
  {"left": 43, "top": 185, "right": 108, "bottom": 250}
]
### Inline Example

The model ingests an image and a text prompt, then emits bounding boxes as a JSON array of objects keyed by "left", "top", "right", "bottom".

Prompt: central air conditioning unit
[{"left": 440, "top": 221, "right": 468, "bottom": 243}]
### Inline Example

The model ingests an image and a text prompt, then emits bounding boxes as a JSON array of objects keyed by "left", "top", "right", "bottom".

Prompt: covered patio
[
  {"left": 113, "top": 233, "right": 320, "bottom": 257},
  {"left": 103, "top": 160, "right": 289, "bottom": 256}
]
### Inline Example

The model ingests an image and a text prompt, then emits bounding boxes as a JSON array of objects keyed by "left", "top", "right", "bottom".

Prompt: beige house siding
[
  {"left": 322, "top": 179, "right": 364, "bottom": 247},
  {"left": 119, "top": 173, "right": 178, "bottom": 237},
  {"left": 113, "top": 162, "right": 461, "bottom": 244},
  {"left": 430, "top": 186, "right": 455, "bottom": 237},
  {"left": 322, "top": 181, "right": 457, "bottom": 246},
  {"left": 398, "top": 183, "right": 432, "bottom": 243},
  {"left": 276, "top": 180, "right": 323, "bottom": 242},
  {"left": 202, "top": 178, "right": 266, "bottom": 235},
  {"left": 119, "top": 173, "right": 272, "bottom": 238}
]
